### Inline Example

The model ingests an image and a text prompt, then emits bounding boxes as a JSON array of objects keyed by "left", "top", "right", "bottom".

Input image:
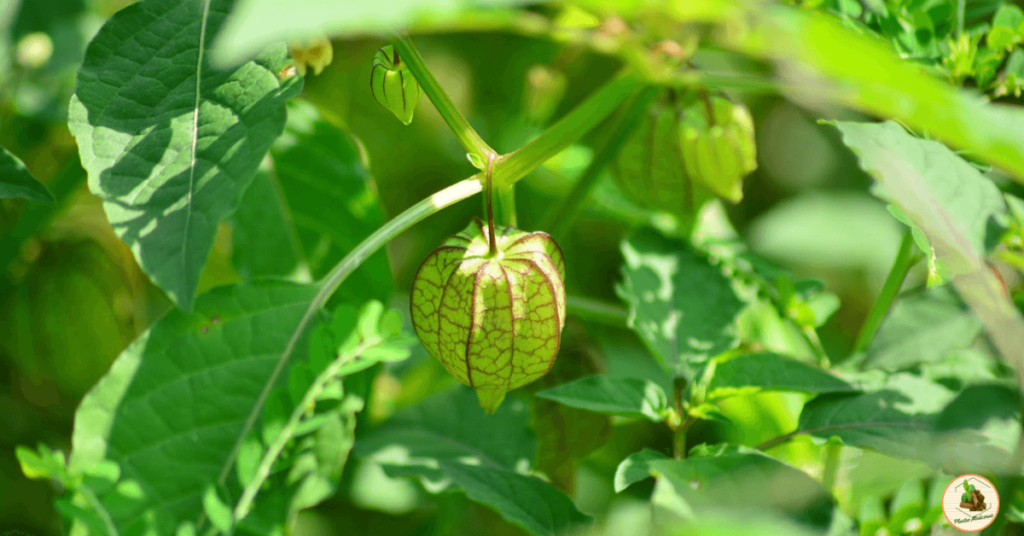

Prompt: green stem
[
  {"left": 233, "top": 333, "right": 387, "bottom": 521},
  {"left": 495, "top": 183, "right": 517, "bottom": 228},
  {"left": 392, "top": 34, "right": 495, "bottom": 160},
  {"left": 672, "top": 377, "right": 692, "bottom": 459},
  {"left": 494, "top": 70, "right": 644, "bottom": 189},
  {"left": 956, "top": 0, "right": 966, "bottom": 38},
  {"left": 852, "top": 229, "right": 917, "bottom": 355},
  {"left": 821, "top": 440, "right": 842, "bottom": 493},
  {"left": 541, "top": 85, "right": 661, "bottom": 238},
  {"left": 216, "top": 177, "right": 483, "bottom": 489},
  {"left": 485, "top": 154, "right": 498, "bottom": 256}
]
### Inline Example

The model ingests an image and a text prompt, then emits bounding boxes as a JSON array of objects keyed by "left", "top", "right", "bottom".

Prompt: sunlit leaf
[
  {"left": 69, "top": 280, "right": 319, "bottom": 534},
  {"left": 536, "top": 375, "right": 669, "bottom": 421},
  {"left": 617, "top": 228, "right": 744, "bottom": 379},
  {"left": 69, "top": 0, "right": 302, "bottom": 310},
  {"left": 832, "top": 121, "right": 1024, "bottom": 391},
  {"left": 355, "top": 387, "right": 589, "bottom": 536},
  {"left": 649, "top": 444, "right": 835, "bottom": 530},
  {"left": 213, "top": 0, "right": 536, "bottom": 66},
  {"left": 706, "top": 352, "right": 855, "bottom": 399}
]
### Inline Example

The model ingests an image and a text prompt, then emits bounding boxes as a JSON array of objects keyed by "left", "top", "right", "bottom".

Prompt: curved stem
[
  {"left": 541, "top": 85, "right": 660, "bottom": 238},
  {"left": 566, "top": 295, "right": 629, "bottom": 326},
  {"left": 234, "top": 333, "right": 387, "bottom": 521},
  {"left": 852, "top": 228, "right": 917, "bottom": 356},
  {"left": 216, "top": 177, "right": 483, "bottom": 490},
  {"left": 392, "top": 34, "right": 496, "bottom": 161}
]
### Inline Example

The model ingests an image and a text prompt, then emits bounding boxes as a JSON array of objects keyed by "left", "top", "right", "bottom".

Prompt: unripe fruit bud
[
  {"left": 613, "top": 97, "right": 714, "bottom": 215},
  {"left": 288, "top": 36, "right": 333, "bottom": 76},
  {"left": 370, "top": 45, "right": 421, "bottom": 125},
  {"left": 679, "top": 96, "right": 757, "bottom": 203},
  {"left": 410, "top": 219, "right": 566, "bottom": 414}
]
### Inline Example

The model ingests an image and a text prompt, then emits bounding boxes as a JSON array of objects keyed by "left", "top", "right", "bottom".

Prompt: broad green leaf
[
  {"left": 69, "top": 280, "right": 319, "bottom": 535},
  {"left": 231, "top": 100, "right": 394, "bottom": 302},
  {"left": 354, "top": 387, "right": 536, "bottom": 484},
  {"left": 794, "top": 373, "right": 1010, "bottom": 472},
  {"left": 355, "top": 387, "right": 589, "bottom": 536},
  {"left": 723, "top": 5, "right": 1024, "bottom": 187},
  {"left": 614, "top": 448, "right": 670, "bottom": 492},
  {"left": 438, "top": 462, "right": 591, "bottom": 536},
  {"left": 864, "top": 287, "right": 982, "bottom": 371},
  {"left": 536, "top": 375, "right": 668, "bottom": 421},
  {"left": 0, "top": 145, "right": 53, "bottom": 202},
  {"left": 212, "top": 0, "right": 535, "bottom": 66},
  {"left": 794, "top": 374, "right": 945, "bottom": 461},
  {"left": 617, "top": 228, "right": 744, "bottom": 378},
  {"left": 706, "top": 352, "right": 855, "bottom": 399},
  {"left": 69, "top": 0, "right": 302, "bottom": 310},
  {"left": 831, "top": 121, "right": 1024, "bottom": 389},
  {"left": 649, "top": 445, "right": 835, "bottom": 530},
  {"left": 936, "top": 383, "right": 1022, "bottom": 432}
]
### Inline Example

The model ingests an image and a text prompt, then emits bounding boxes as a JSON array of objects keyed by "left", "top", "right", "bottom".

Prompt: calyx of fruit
[
  {"left": 410, "top": 219, "right": 567, "bottom": 414},
  {"left": 678, "top": 95, "right": 757, "bottom": 203},
  {"left": 370, "top": 45, "right": 422, "bottom": 125}
]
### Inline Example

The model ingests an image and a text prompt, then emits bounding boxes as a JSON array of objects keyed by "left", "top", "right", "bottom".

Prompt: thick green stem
[
  {"left": 392, "top": 35, "right": 495, "bottom": 160},
  {"left": 541, "top": 85, "right": 661, "bottom": 238},
  {"left": 485, "top": 154, "right": 498, "bottom": 256},
  {"left": 495, "top": 183, "right": 517, "bottom": 228},
  {"left": 672, "top": 377, "right": 689, "bottom": 459},
  {"left": 216, "top": 177, "right": 483, "bottom": 489},
  {"left": 852, "top": 229, "right": 917, "bottom": 355},
  {"left": 494, "top": 71, "right": 644, "bottom": 188}
]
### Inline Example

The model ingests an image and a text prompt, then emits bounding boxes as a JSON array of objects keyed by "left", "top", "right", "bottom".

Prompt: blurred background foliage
[{"left": 3, "top": 0, "right": 1024, "bottom": 534}]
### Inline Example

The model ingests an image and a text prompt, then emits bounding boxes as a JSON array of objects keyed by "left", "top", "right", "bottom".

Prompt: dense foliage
[{"left": 3, "top": 0, "right": 1024, "bottom": 535}]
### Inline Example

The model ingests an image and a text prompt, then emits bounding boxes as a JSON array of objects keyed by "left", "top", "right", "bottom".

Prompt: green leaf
[
  {"left": 793, "top": 373, "right": 1009, "bottom": 472},
  {"left": 706, "top": 352, "right": 856, "bottom": 400},
  {"left": 437, "top": 462, "right": 591, "bottom": 536},
  {"left": 795, "top": 374, "right": 945, "bottom": 461},
  {"left": 831, "top": 120, "right": 1024, "bottom": 388},
  {"left": 231, "top": 100, "right": 394, "bottom": 302},
  {"left": 212, "top": 0, "right": 535, "bottom": 66},
  {"left": 536, "top": 375, "right": 669, "bottom": 421},
  {"left": 617, "top": 228, "right": 744, "bottom": 378},
  {"left": 354, "top": 386, "right": 536, "bottom": 484},
  {"left": 355, "top": 387, "right": 589, "bottom": 536},
  {"left": 649, "top": 445, "right": 835, "bottom": 529},
  {"left": 936, "top": 383, "right": 1022, "bottom": 432},
  {"left": 69, "top": 0, "right": 302, "bottom": 310},
  {"left": 614, "top": 448, "right": 670, "bottom": 492},
  {"left": 202, "top": 486, "right": 232, "bottom": 533},
  {"left": 0, "top": 145, "right": 53, "bottom": 202},
  {"left": 864, "top": 287, "right": 982, "bottom": 371},
  {"left": 68, "top": 280, "right": 319, "bottom": 535}
]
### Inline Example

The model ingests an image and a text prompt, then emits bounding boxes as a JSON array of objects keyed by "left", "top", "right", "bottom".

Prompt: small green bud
[
  {"left": 370, "top": 45, "right": 421, "bottom": 125},
  {"left": 679, "top": 96, "right": 757, "bottom": 203},
  {"left": 410, "top": 219, "right": 566, "bottom": 414}
]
